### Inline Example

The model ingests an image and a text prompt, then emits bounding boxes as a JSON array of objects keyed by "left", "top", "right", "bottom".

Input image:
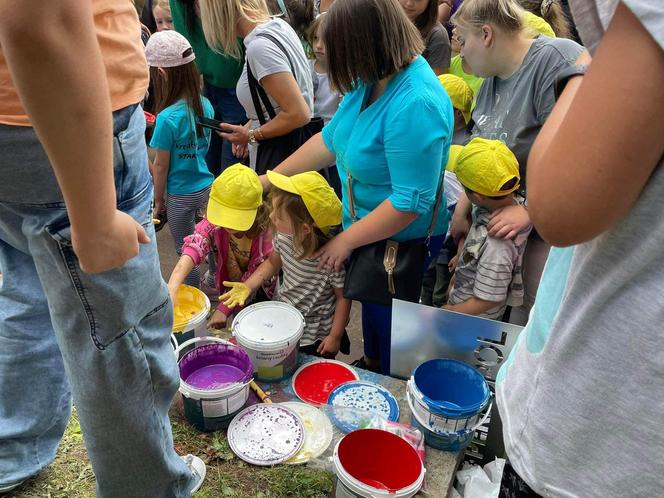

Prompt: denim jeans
[
  {"left": 0, "top": 105, "right": 194, "bottom": 497},
  {"left": 203, "top": 83, "right": 247, "bottom": 176}
]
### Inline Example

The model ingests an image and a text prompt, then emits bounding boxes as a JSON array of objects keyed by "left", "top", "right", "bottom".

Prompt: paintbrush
[{"left": 250, "top": 380, "right": 272, "bottom": 404}]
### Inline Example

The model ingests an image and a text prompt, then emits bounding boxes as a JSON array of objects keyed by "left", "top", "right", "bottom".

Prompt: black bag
[
  {"left": 343, "top": 176, "right": 444, "bottom": 306},
  {"left": 246, "top": 32, "right": 323, "bottom": 175}
]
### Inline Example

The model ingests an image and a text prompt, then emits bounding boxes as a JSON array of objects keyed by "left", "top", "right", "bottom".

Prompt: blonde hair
[
  {"left": 199, "top": 0, "right": 271, "bottom": 58},
  {"left": 518, "top": 0, "right": 571, "bottom": 38},
  {"left": 453, "top": 0, "right": 526, "bottom": 34},
  {"left": 153, "top": 0, "right": 171, "bottom": 13},
  {"left": 270, "top": 190, "right": 330, "bottom": 260}
]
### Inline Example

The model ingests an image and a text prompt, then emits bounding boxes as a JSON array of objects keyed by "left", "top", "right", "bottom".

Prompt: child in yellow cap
[
  {"left": 222, "top": 171, "right": 351, "bottom": 358},
  {"left": 443, "top": 138, "right": 532, "bottom": 319},
  {"left": 167, "top": 164, "right": 275, "bottom": 329},
  {"left": 438, "top": 74, "right": 474, "bottom": 144}
]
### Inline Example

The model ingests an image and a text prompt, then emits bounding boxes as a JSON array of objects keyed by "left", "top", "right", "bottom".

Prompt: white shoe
[{"left": 181, "top": 454, "right": 206, "bottom": 495}]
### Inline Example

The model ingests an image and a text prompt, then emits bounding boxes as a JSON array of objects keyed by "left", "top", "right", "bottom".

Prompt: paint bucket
[
  {"left": 407, "top": 359, "right": 491, "bottom": 451},
  {"left": 172, "top": 285, "right": 211, "bottom": 347},
  {"left": 232, "top": 302, "right": 304, "bottom": 382},
  {"left": 333, "top": 429, "right": 425, "bottom": 497},
  {"left": 176, "top": 336, "right": 253, "bottom": 432}
]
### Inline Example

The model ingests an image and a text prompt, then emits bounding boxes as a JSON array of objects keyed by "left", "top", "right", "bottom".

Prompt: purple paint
[
  {"left": 186, "top": 364, "right": 245, "bottom": 389},
  {"left": 179, "top": 342, "right": 253, "bottom": 390}
]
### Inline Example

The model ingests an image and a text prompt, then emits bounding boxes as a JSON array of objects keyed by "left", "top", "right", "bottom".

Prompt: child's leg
[
  {"left": 361, "top": 302, "right": 392, "bottom": 375},
  {"left": 166, "top": 187, "right": 211, "bottom": 287}
]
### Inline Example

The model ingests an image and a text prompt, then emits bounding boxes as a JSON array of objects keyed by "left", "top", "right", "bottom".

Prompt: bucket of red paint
[
  {"left": 176, "top": 336, "right": 253, "bottom": 432},
  {"left": 333, "top": 429, "right": 425, "bottom": 497}
]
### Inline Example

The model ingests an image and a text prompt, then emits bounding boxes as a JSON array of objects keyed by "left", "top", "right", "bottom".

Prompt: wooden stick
[{"left": 250, "top": 380, "right": 272, "bottom": 404}]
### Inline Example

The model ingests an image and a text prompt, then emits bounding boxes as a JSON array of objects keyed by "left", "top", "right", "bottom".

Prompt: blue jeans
[
  {"left": 361, "top": 235, "right": 444, "bottom": 375},
  {"left": 0, "top": 106, "right": 194, "bottom": 496},
  {"left": 203, "top": 83, "right": 247, "bottom": 176}
]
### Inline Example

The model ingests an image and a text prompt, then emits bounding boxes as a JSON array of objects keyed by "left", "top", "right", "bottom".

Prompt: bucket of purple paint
[{"left": 176, "top": 336, "right": 254, "bottom": 432}]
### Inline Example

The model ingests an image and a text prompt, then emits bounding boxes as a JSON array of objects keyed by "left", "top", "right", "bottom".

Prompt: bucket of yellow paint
[{"left": 172, "top": 284, "right": 211, "bottom": 347}]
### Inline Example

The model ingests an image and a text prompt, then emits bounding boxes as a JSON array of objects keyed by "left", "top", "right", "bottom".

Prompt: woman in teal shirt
[{"left": 269, "top": 0, "right": 453, "bottom": 374}]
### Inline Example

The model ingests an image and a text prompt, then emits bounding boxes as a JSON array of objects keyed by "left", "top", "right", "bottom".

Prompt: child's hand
[
  {"left": 168, "top": 283, "right": 179, "bottom": 309},
  {"left": 317, "top": 335, "right": 342, "bottom": 357},
  {"left": 448, "top": 254, "right": 459, "bottom": 273},
  {"left": 220, "top": 281, "right": 250, "bottom": 308},
  {"left": 488, "top": 204, "right": 531, "bottom": 240},
  {"left": 207, "top": 309, "right": 228, "bottom": 329}
]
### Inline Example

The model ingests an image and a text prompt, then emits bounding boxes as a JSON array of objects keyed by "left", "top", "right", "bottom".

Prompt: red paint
[
  {"left": 338, "top": 429, "right": 422, "bottom": 492},
  {"left": 293, "top": 361, "right": 357, "bottom": 406}
]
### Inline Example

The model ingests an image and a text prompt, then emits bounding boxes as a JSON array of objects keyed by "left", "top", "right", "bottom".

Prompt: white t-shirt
[
  {"left": 236, "top": 18, "right": 314, "bottom": 128},
  {"left": 310, "top": 60, "right": 339, "bottom": 124}
]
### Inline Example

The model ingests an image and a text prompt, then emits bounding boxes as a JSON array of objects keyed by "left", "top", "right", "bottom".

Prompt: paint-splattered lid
[
  {"left": 227, "top": 404, "right": 305, "bottom": 465},
  {"left": 281, "top": 402, "right": 334, "bottom": 464},
  {"left": 327, "top": 381, "right": 400, "bottom": 433}
]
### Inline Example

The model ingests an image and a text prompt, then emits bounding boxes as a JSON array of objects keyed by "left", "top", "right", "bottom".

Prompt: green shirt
[
  {"left": 449, "top": 55, "right": 484, "bottom": 97},
  {"left": 170, "top": 0, "right": 244, "bottom": 88}
]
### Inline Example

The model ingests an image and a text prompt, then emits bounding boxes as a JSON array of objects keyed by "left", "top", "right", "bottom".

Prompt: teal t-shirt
[
  {"left": 150, "top": 98, "right": 215, "bottom": 195},
  {"left": 322, "top": 56, "right": 453, "bottom": 242}
]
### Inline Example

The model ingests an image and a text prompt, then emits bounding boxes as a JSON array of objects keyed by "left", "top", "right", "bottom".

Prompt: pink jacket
[{"left": 182, "top": 218, "right": 276, "bottom": 316}]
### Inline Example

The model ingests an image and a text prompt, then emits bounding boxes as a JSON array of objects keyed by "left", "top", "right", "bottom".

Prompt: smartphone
[{"left": 197, "top": 116, "right": 227, "bottom": 132}]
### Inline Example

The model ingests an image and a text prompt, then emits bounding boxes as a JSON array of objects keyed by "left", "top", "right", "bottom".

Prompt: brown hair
[
  {"left": 306, "top": 13, "right": 326, "bottom": 55},
  {"left": 465, "top": 177, "right": 519, "bottom": 200},
  {"left": 413, "top": 0, "right": 440, "bottom": 38},
  {"left": 270, "top": 190, "right": 330, "bottom": 259},
  {"left": 453, "top": 0, "right": 525, "bottom": 34},
  {"left": 150, "top": 58, "right": 205, "bottom": 136},
  {"left": 517, "top": 0, "right": 571, "bottom": 38},
  {"left": 323, "top": 0, "right": 423, "bottom": 94},
  {"left": 245, "top": 202, "right": 271, "bottom": 239}
]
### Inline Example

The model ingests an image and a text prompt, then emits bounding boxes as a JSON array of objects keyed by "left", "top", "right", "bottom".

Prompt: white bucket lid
[{"left": 232, "top": 302, "right": 305, "bottom": 351}]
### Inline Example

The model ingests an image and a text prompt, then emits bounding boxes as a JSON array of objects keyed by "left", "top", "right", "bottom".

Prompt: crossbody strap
[{"left": 246, "top": 31, "right": 297, "bottom": 126}]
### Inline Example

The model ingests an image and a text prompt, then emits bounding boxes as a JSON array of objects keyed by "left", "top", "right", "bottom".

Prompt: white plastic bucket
[
  {"left": 176, "top": 336, "right": 253, "bottom": 432},
  {"left": 172, "top": 285, "right": 211, "bottom": 345},
  {"left": 232, "top": 302, "right": 305, "bottom": 382},
  {"left": 333, "top": 429, "right": 425, "bottom": 498}
]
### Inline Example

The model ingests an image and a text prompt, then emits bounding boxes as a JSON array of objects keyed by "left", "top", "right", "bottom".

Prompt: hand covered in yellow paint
[{"left": 220, "top": 281, "right": 250, "bottom": 308}]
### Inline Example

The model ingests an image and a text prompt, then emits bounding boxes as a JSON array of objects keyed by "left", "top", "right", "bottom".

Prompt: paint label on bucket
[{"left": 202, "top": 390, "right": 246, "bottom": 418}]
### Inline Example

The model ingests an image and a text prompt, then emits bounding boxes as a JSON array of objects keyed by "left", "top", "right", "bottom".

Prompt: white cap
[{"left": 145, "top": 30, "right": 196, "bottom": 68}]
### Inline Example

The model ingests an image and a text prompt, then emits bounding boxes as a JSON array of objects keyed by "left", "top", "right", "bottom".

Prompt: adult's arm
[
  {"left": 527, "top": 3, "right": 664, "bottom": 246},
  {"left": 0, "top": 0, "right": 149, "bottom": 273}
]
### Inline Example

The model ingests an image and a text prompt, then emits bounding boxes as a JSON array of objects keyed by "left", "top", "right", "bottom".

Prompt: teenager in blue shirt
[{"left": 267, "top": 0, "right": 454, "bottom": 374}]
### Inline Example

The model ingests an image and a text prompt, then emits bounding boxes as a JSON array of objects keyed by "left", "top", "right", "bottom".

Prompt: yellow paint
[{"left": 173, "top": 285, "right": 208, "bottom": 332}]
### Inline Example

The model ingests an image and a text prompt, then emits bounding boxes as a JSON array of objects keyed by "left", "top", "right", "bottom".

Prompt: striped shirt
[
  {"left": 448, "top": 200, "right": 531, "bottom": 320},
  {"left": 272, "top": 233, "right": 346, "bottom": 345}
]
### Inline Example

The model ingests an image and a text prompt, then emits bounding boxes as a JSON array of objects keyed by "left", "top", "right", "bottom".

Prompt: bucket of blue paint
[
  {"left": 407, "top": 359, "right": 491, "bottom": 451},
  {"left": 176, "top": 337, "right": 253, "bottom": 432}
]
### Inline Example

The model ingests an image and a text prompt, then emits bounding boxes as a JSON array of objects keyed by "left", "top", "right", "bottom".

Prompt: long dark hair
[
  {"left": 413, "top": 0, "right": 440, "bottom": 37},
  {"left": 150, "top": 57, "right": 205, "bottom": 137}
]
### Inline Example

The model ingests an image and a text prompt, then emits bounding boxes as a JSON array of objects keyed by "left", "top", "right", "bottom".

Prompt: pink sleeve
[{"left": 182, "top": 218, "right": 216, "bottom": 266}]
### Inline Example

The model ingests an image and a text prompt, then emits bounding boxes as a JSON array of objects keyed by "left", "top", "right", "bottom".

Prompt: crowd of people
[{"left": 0, "top": 0, "right": 662, "bottom": 497}]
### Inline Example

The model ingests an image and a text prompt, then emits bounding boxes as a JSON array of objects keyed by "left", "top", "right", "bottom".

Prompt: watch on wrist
[
  {"left": 248, "top": 128, "right": 257, "bottom": 145},
  {"left": 554, "top": 64, "right": 588, "bottom": 100}
]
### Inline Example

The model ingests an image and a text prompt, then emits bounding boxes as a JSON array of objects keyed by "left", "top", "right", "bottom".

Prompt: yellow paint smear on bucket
[{"left": 173, "top": 284, "right": 208, "bottom": 332}]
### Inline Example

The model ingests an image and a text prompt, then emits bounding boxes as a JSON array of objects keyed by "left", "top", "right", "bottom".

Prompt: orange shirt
[{"left": 0, "top": 0, "right": 149, "bottom": 126}]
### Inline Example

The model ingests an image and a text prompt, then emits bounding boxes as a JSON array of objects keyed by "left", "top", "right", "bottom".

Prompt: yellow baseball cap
[
  {"left": 438, "top": 74, "right": 473, "bottom": 124},
  {"left": 266, "top": 170, "right": 341, "bottom": 232},
  {"left": 455, "top": 138, "right": 520, "bottom": 197},
  {"left": 206, "top": 164, "right": 263, "bottom": 231},
  {"left": 445, "top": 144, "right": 464, "bottom": 172},
  {"left": 522, "top": 11, "right": 556, "bottom": 38}
]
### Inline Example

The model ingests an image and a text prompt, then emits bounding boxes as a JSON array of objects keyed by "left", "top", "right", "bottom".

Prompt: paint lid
[
  {"left": 281, "top": 402, "right": 334, "bottom": 464},
  {"left": 327, "top": 381, "right": 400, "bottom": 433},
  {"left": 172, "top": 284, "right": 210, "bottom": 332},
  {"left": 227, "top": 404, "right": 305, "bottom": 466},
  {"left": 292, "top": 360, "right": 359, "bottom": 406},
  {"left": 232, "top": 302, "right": 305, "bottom": 350}
]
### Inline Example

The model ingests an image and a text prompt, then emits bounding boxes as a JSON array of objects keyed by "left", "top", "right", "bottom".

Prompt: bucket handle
[
  {"left": 408, "top": 377, "right": 489, "bottom": 416},
  {"left": 170, "top": 334, "right": 179, "bottom": 357},
  {"left": 406, "top": 389, "right": 493, "bottom": 437},
  {"left": 175, "top": 335, "right": 233, "bottom": 361}
]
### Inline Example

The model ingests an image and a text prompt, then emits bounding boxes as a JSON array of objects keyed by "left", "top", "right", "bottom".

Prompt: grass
[{"left": 10, "top": 404, "right": 334, "bottom": 498}]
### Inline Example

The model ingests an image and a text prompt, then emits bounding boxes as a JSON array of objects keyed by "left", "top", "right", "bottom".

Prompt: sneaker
[
  {"left": 182, "top": 454, "right": 206, "bottom": 496},
  {"left": 350, "top": 357, "right": 380, "bottom": 373},
  {"left": 0, "top": 480, "right": 24, "bottom": 494}
]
